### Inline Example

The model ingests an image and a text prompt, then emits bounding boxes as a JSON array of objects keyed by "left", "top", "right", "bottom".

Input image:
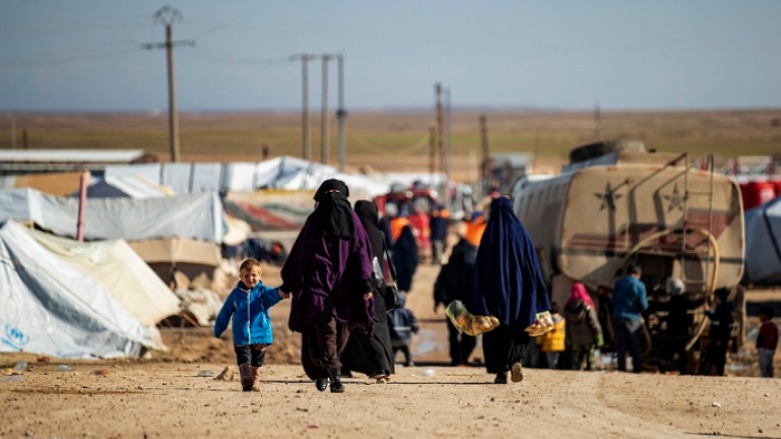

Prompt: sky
[{"left": 1, "top": 0, "right": 780, "bottom": 112}]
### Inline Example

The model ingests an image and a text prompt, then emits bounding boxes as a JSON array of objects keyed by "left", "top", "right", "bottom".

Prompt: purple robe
[{"left": 282, "top": 210, "right": 375, "bottom": 334}]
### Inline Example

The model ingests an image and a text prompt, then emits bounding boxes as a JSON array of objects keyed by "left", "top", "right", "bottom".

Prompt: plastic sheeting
[
  {"left": 745, "top": 198, "right": 781, "bottom": 284},
  {"left": 0, "top": 221, "right": 161, "bottom": 358},
  {"left": 0, "top": 188, "right": 224, "bottom": 243},
  {"left": 104, "top": 157, "right": 391, "bottom": 197}
]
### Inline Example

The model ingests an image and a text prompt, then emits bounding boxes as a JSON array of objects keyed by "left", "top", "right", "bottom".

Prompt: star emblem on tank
[
  {"left": 664, "top": 183, "right": 685, "bottom": 212},
  {"left": 594, "top": 182, "right": 623, "bottom": 211}
]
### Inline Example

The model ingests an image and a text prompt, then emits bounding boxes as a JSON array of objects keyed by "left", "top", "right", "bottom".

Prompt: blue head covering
[{"left": 466, "top": 196, "right": 551, "bottom": 330}]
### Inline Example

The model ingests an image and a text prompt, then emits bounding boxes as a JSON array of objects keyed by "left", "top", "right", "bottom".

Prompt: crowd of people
[{"left": 214, "top": 179, "right": 779, "bottom": 394}]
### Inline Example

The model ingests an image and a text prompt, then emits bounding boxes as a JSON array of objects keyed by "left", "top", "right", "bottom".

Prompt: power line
[
  {"left": 0, "top": 47, "right": 142, "bottom": 69},
  {"left": 182, "top": 45, "right": 290, "bottom": 66}
]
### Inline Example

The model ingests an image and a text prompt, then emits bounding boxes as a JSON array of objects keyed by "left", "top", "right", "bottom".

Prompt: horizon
[{"left": 6, "top": 105, "right": 781, "bottom": 115}]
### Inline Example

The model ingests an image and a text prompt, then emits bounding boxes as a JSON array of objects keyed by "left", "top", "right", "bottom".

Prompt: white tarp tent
[
  {"left": 744, "top": 198, "right": 781, "bottom": 284},
  {"left": 27, "top": 227, "right": 181, "bottom": 327},
  {"left": 0, "top": 188, "right": 224, "bottom": 243},
  {"left": 104, "top": 157, "right": 400, "bottom": 198},
  {"left": 0, "top": 221, "right": 162, "bottom": 358},
  {"left": 81, "top": 175, "right": 174, "bottom": 199}
]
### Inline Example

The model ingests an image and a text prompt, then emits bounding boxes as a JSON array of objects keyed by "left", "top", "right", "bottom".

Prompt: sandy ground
[{"left": 2, "top": 262, "right": 781, "bottom": 439}]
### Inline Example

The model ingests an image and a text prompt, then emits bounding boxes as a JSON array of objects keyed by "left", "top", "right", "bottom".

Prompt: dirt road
[{"left": 2, "top": 263, "right": 781, "bottom": 438}]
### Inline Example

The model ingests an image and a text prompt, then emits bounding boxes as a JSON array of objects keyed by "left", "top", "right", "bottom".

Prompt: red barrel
[{"left": 740, "top": 180, "right": 777, "bottom": 210}]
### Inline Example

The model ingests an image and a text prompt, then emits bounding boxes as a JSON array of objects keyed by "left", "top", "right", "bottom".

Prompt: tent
[
  {"left": 26, "top": 227, "right": 181, "bottom": 327},
  {"left": 0, "top": 188, "right": 225, "bottom": 243},
  {"left": 104, "top": 156, "right": 394, "bottom": 198},
  {"left": 0, "top": 221, "right": 162, "bottom": 358},
  {"left": 744, "top": 198, "right": 781, "bottom": 284},
  {"left": 75, "top": 175, "right": 174, "bottom": 199},
  {"left": 129, "top": 237, "right": 222, "bottom": 286}
]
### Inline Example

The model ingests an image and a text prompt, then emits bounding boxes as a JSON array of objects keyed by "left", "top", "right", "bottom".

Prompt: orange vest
[
  {"left": 464, "top": 216, "right": 486, "bottom": 247},
  {"left": 390, "top": 217, "right": 411, "bottom": 242}
]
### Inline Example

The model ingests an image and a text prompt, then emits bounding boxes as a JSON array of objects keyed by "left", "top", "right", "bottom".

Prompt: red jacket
[{"left": 757, "top": 320, "right": 779, "bottom": 350}]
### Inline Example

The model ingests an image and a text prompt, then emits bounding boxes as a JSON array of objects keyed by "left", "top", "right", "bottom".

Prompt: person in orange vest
[
  {"left": 464, "top": 211, "right": 486, "bottom": 247},
  {"left": 389, "top": 215, "right": 411, "bottom": 244}
]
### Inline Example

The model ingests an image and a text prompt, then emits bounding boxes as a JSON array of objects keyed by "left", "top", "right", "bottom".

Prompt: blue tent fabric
[
  {"left": 745, "top": 197, "right": 781, "bottom": 284},
  {"left": 467, "top": 197, "right": 551, "bottom": 331}
]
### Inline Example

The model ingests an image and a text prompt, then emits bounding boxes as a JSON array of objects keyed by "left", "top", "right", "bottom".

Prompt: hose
[{"left": 619, "top": 227, "right": 721, "bottom": 353}]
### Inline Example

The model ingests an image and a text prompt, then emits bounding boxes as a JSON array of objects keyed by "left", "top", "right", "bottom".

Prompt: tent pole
[{"left": 77, "top": 172, "right": 89, "bottom": 241}]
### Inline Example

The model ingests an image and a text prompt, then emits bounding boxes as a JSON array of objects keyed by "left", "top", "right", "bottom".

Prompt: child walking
[
  {"left": 757, "top": 305, "right": 779, "bottom": 378},
  {"left": 214, "top": 259, "right": 289, "bottom": 391},
  {"left": 539, "top": 302, "right": 566, "bottom": 369},
  {"left": 388, "top": 293, "right": 419, "bottom": 366}
]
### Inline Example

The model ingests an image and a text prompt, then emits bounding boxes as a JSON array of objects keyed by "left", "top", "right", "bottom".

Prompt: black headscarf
[
  {"left": 314, "top": 179, "right": 349, "bottom": 202},
  {"left": 313, "top": 179, "right": 354, "bottom": 239},
  {"left": 355, "top": 200, "right": 385, "bottom": 259}
]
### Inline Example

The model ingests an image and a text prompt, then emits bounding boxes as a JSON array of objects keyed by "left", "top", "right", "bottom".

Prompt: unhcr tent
[
  {"left": 26, "top": 227, "right": 181, "bottom": 327},
  {"left": 0, "top": 221, "right": 162, "bottom": 358},
  {"left": 744, "top": 198, "right": 781, "bottom": 284}
]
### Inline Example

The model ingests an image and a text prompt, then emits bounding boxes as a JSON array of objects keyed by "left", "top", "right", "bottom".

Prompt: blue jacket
[
  {"left": 611, "top": 275, "right": 648, "bottom": 321},
  {"left": 214, "top": 281, "right": 283, "bottom": 346}
]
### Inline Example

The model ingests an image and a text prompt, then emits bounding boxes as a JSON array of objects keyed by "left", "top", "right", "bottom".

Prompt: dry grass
[{"left": 3, "top": 109, "right": 781, "bottom": 180}]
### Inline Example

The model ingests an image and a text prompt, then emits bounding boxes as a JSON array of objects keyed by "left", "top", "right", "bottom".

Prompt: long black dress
[{"left": 340, "top": 200, "right": 396, "bottom": 378}]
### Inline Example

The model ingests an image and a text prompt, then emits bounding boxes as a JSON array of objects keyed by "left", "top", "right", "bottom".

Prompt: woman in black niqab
[
  {"left": 340, "top": 200, "right": 396, "bottom": 381},
  {"left": 313, "top": 179, "right": 354, "bottom": 238}
]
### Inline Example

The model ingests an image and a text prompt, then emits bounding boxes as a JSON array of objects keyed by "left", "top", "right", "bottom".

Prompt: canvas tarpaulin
[
  {"left": 27, "top": 227, "right": 181, "bottom": 327},
  {"left": 0, "top": 221, "right": 162, "bottom": 358},
  {"left": 0, "top": 188, "right": 224, "bottom": 243}
]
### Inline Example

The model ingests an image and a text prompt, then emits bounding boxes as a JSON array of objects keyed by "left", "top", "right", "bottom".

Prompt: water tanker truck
[{"left": 511, "top": 140, "right": 746, "bottom": 372}]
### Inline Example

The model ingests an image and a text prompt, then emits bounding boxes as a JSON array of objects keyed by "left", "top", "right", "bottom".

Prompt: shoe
[
  {"left": 511, "top": 362, "right": 524, "bottom": 383},
  {"left": 315, "top": 378, "right": 328, "bottom": 392},
  {"left": 327, "top": 368, "right": 345, "bottom": 393},
  {"left": 249, "top": 367, "right": 261, "bottom": 392},
  {"left": 494, "top": 372, "right": 508, "bottom": 384},
  {"left": 239, "top": 364, "right": 253, "bottom": 392},
  {"left": 375, "top": 376, "right": 389, "bottom": 384}
]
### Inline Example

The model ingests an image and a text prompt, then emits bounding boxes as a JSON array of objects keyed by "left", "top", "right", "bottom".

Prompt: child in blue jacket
[{"left": 214, "top": 259, "right": 289, "bottom": 392}]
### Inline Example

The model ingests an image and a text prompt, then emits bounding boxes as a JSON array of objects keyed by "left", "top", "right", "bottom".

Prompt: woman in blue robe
[
  {"left": 466, "top": 196, "right": 551, "bottom": 384},
  {"left": 281, "top": 179, "right": 375, "bottom": 393}
]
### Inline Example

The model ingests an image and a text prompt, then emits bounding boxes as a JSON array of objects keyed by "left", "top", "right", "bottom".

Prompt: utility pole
[
  {"left": 336, "top": 52, "right": 347, "bottom": 173},
  {"left": 479, "top": 114, "right": 490, "bottom": 181},
  {"left": 428, "top": 126, "right": 436, "bottom": 188},
  {"left": 289, "top": 54, "right": 313, "bottom": 161},
  {"left": 143, "top": 6, "right": 194, "bottom": 163},
  {"left": 435, "top": 83, "right": 445, "bottom": 194},
  {"left": 444, "top": 86, "right": 452, "bottom": 211},
  {"left": 6, "top": 113, "right": 15, "bottom": 149},
  {"left": 320, "top": 54, "right": 333, "bottom": 165}
]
